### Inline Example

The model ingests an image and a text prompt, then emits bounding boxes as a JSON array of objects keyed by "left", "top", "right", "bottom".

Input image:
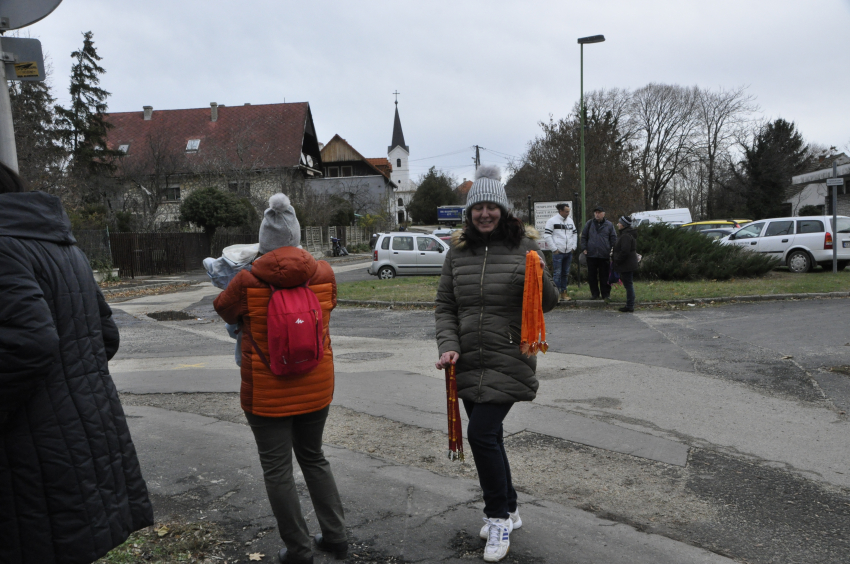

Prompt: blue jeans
[
  {"left": 621, "top": 270, "right": 635, "bottom": 309},
  {"left": 552, "top": 251, "right": 573, "bottom": 292},
  {"left": 463, "top": 400, "right": 517, "bottom": 519}
]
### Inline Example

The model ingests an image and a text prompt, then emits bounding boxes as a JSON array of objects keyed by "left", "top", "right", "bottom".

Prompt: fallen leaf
[
  {"left": 781, "top": 355, "right": 793, "bottom": 360},
  {"left": 248, "top": 553, "right": 264, "bottom": 561},
  {"left": 156, "top": 526, "right": 169, "bottom": 537}
]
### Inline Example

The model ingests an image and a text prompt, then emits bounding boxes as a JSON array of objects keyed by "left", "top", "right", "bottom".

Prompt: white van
[{"left": 631, "top": 208, "right": 693, "bottom": 227}]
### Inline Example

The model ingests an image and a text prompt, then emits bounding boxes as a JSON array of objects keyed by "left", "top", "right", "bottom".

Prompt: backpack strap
[{"left": 239, "top": 326, "right": 274, "bottom": 373}]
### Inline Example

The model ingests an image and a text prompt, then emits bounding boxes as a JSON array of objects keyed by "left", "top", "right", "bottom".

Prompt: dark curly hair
[{"left": 459, "top": 211, "right": 525, "bottom": 250}]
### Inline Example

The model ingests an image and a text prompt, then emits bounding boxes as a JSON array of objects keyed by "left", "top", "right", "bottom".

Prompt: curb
[{"left": 337, "top": 291, "right": 850, "bottom": 310}]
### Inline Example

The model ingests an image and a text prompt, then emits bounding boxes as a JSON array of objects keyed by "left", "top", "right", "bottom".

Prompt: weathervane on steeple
[{"left": 393, "top": 90, "right": 400, "bottom": 105}]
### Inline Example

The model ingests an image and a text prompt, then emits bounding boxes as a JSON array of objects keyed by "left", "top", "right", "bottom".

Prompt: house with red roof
[{"left": 104, "top": 101, "right": 322, "bottom": 228}]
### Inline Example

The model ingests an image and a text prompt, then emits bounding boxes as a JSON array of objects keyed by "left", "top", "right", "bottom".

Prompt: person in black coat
[
  {"left": 612, "top": 215, "right": 639, "bottom": 312},
  {"left": 0, "top": 163, "right": 153, "bottom": 564},
  {"left": 580, "top": 206, "right": 617, "bottom": 301}
]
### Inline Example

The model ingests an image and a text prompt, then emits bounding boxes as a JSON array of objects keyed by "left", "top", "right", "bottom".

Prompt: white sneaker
[
  {"left": 482, "top": 517, "right": 513, "bottom": 562},
  {"left": 479, "top": 509, "right": 521, "bottom": 539}
]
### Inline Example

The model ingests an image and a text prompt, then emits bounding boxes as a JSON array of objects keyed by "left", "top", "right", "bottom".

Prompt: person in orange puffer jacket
[{"left": 214, "top": 194, "right": 347, "bottom": 564}]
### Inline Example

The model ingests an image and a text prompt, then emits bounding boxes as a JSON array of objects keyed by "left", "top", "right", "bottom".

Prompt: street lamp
[{"left": 577, "top": 34, "right": 605, "bottom": 229}]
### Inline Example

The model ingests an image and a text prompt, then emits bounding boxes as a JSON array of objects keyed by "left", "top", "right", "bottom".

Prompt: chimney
[
  {"left": 143, "top": 106, "right": 152, "bottom": 120},
  {"left": 210, "top": 102, "right": 218, "bottom": 122}
]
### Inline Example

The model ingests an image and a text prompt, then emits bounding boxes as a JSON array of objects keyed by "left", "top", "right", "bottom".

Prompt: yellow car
[{"left": 680, "top": 220, "right": 752, "bottom": 232}]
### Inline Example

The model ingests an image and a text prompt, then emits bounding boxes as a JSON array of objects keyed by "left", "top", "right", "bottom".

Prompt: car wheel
[
  {"left": 786, "top": 250, "right": 811, "bottom": 273},
  {"left": 378, "top": 266, "right": 396, "bottom": 279}
]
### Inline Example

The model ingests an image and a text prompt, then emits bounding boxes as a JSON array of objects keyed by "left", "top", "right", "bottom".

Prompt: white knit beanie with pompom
[
  {"left": 258, "top": 193, "right": 301, "bottom": 253},
  {"left": 465, "top": 165, "right": 511, "bottom": 212}
]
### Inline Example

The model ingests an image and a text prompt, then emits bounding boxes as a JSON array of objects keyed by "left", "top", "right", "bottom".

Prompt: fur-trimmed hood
[{"left": 451, "top": 225, "right": 541, "bottom": 250}]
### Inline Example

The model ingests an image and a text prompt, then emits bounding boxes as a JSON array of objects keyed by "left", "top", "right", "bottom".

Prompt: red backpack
[{"left": 244, "top": 284, "right": 324, "bottom": 376}]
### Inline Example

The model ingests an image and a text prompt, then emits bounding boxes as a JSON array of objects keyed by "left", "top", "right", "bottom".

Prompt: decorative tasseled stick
[
  {"left": 520, "top": 251, "right": 548, "bottom": 356},
  {"left": 444, "top": 364, "right": 464, "bottom": 461}
]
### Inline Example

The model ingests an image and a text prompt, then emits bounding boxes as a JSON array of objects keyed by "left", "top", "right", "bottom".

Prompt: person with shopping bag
[{"left": 434, "top": 165, "right": 559, "bottom": 562}]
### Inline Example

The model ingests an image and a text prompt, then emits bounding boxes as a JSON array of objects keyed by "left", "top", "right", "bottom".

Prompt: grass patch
[
  {"left": 337, "top": 270, "right": 848, "bottom": 304},
  {"left": 95, "top": 521, "right": 231, "bottom": 564}
]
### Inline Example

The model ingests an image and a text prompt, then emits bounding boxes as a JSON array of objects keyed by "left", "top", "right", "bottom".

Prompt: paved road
[{"left": 107, "top": 285, "right": 850, "bottom": 563}]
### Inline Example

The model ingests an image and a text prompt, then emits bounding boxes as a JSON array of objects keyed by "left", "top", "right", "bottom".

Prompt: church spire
[{"left": 389, "top": 93, "right": 409, "bottom": 153}]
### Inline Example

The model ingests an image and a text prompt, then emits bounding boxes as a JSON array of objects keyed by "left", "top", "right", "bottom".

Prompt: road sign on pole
[
  {"left": 826, "top": 178, "right": 844, "bottom": 187},
  {"left": 0, "top": 37, "right": 45, "bottom": 171}
]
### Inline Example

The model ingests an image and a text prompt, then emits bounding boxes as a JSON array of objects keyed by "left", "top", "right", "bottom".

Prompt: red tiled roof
[
  {"left": 367, "top": 158, "right": 392, "bottom": 176},
  {"left": 105, "top": 102, "right": 315, "bottom": 174},
  {"left": 457, "top": 180, "right": 473, "bottom": 195}
]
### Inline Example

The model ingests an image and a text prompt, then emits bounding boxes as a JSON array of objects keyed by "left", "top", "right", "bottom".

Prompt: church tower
[{"left": 388, "top": 95, "right": 412, "bottom": 224}]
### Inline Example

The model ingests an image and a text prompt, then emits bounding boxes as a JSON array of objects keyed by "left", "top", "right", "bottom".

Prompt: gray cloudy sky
[{"left": 21, "top": 0, "right": 850, "bottom": 183}]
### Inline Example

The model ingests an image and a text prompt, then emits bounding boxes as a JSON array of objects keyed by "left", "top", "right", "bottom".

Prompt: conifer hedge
[{"left": 635, "top": 224, "right": 778, "bottom": 280}]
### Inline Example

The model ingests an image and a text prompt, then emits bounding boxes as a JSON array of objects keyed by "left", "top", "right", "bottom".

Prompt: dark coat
[
  {"left": 435, "top": 228, "right": 559, "bottom": 403},
  {"left": 612, "top": 227, "right": 639, "bottom": 273},
  {"left": 580, "top": 218, "right": 617, "bottom": 259},
  {"left": 0, "top": 192, "right": 153, "bottom": 564}
]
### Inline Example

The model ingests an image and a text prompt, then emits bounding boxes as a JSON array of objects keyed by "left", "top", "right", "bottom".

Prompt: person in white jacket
[{"left": 543, "top": 203, "right": 577, "bottom": 301}]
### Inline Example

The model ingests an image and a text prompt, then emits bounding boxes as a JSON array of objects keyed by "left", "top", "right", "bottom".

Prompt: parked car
[
  {"left": 720, "top": 215, "right": 850, "bottom": 272},
  {"left": 631, "top": 208, "right": 693, "bottom": 227},
  {"left": 432, "top": 228, "right": 458, "bottom": 238},
  {"left": 368, "top": 232, "right": 450, "bottom": 279},
  {"left": 680, "top": 219, "right": 752, "bottom": 232},
  {"left": 699, "top": 228, "right": 734, "bottom": 241}
]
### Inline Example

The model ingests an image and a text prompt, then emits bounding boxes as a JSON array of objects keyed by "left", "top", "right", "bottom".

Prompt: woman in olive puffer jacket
[{"left": 434, "top": 166, "right": 558, "bottom": 563}]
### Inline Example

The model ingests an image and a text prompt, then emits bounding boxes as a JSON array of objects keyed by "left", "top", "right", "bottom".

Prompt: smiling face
[{"left": 470, "top": 202, "right": 502, "bottom": 234}]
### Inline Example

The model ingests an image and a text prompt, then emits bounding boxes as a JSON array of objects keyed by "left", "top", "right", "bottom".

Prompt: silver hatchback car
[{"left": 368, "top": 232, "right": 450, "bottom": 279}]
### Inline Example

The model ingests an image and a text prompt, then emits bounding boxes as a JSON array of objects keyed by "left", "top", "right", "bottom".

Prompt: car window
[
  {"left": 835, "top": 218, "right": 850, "bottom": 233},
  {"left": 392, "top": 236, "right": 414, "bottom": 251},
  {"left": 797, "top": 220, "right": 824, "bottom": 234},
  {"left": 736, "top": 222, "right": 764, "bottom": 239},
  {"left": 764, "top": 221, "right": 794, "bottom": 237},
  {"left": 417, "top": 237, "right": 441, "bottom": 252},
  {"left": 381, "top": 237, "right": 391, "bottom": 250}
]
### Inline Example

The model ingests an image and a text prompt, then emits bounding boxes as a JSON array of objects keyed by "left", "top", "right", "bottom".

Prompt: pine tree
[
  {"left": 9, "top": 78, "right": 66, "bottom": 192},
  {"left": 55, "top": 31, "right": 120, "bottom": 178}
]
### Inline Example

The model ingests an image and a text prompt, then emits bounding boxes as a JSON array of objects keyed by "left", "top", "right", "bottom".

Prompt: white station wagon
[
  {"left": 367, "top": 232, "right": 450, "bottom": 279},
  {"left": 721, "top": 215, "right": 850, "bottom": 273}
]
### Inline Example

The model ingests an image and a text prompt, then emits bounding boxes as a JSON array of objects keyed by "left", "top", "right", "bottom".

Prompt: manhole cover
[
  {"left": 336, "top": 352, "right": 393, "bottom": 361},
  {"left": 147, "top": 311, "right": 197, "bottom": 321}
]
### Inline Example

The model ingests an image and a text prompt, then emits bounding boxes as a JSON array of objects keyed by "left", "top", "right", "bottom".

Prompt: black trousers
[
  {"left": 463, "top": 400, "right": 517, "bottom": 519},
  {"left": 586, "top": 256, "right": 610, "bottom": 298}
]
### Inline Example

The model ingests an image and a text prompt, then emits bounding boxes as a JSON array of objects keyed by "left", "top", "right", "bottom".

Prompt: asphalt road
[{"left": 107, "top": 285, "right": 850, "bottom": 563}]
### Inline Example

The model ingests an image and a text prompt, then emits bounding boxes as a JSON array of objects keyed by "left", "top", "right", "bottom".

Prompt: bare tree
[{"left": 627, "top": 83, "right": 699, "bottom": 210}]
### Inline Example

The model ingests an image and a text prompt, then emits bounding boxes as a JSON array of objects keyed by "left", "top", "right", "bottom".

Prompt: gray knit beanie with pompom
[
  {"left": 258, "top": 193, "right": 301, "bottom": 253},
  {"left": 465, "top": 165, "right": 511, "bottom": 212}
]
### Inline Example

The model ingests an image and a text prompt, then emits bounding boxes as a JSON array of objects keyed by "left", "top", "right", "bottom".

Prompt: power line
[{"left": 408, "top": 147, "right": 473, "bottom": 162}]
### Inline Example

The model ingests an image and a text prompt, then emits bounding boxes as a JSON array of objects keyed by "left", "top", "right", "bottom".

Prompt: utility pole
[{"left": 473, "top": 145, "right": 481, "bottom": 170}]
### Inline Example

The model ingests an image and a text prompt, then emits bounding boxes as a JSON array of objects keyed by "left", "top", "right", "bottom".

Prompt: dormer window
[
  {"left": 186, "top": 139, "right": 200, "bottom": 152},
  {"left": 118, "top": 144, "right": 130, "bottom": 153}
]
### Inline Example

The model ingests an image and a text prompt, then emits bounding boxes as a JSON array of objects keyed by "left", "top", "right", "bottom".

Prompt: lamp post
[{"left": 577, "top": 34, "right": 605, "bottom": 229}]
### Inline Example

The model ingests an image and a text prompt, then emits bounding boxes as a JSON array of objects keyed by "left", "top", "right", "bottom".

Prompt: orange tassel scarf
[
  {"left": 444, "top": 364, "right": 464, "bottom": 461},
  {"left": 520, "top": 251, "right": 548, "bottom": 356}
]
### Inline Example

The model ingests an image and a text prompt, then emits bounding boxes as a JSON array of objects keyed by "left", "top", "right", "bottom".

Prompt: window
[
  {"left": 228, "top": 182, "right": 238, "bottom": 194},
  {"left": 417, "top": 237, "right": 441, "bottom": 252},
  {"left": 391, "top": 236, "right": 414, "bottom": 251},
  {"left": 797, "top": 220, "right": 824, "bottom": 234},
  {"left": 326, "top": 167, "right": 339, "bottom": 178},
  {"left": 381, "top": 237, "right": 391, "bottom": 250},
  {"left": 186, "top": 139, "right": 200, "bottom": 152},
  {"left": 398, "top": 198, "right": 404, "bottom": 206},
  {"left": 165, "top": 186, "right": 181, "bottom": 201},
  {"left": 118, "top": 144, "right": 130, "bottom": 153},
  {"left": 341, "top": 166, "right": 353, "bottom": 177},
  {"left": 836, "top": 218, "right": 850, "bottom": 233},
  {"left": 397, "top": 158, "right": 401, "bottom": 167},
  {"left": 764, "top": 221, "right": 794, "bottom": 237},
  {"left": 735, "top": 222, "right": 763, "bottom": 239}
]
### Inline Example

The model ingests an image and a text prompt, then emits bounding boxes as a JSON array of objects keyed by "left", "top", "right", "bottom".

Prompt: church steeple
[{"left": 388, "top": 95, "right": 408, "bottom": 153}]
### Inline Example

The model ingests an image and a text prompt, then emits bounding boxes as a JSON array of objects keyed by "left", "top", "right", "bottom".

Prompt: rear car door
[
  {"left": 416, "top": 236, "right": 447, "bottom": 274},
  {"left": 759, "top": 220, "right": 795, "bottom": 258},
  {"left": 390, "top": 235, "right": 418, "bottom": 275}
]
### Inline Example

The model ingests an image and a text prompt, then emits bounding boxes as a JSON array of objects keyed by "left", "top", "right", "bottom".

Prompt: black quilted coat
[
  {"left": 435, "top": 228, "right": 559, "bottom": 403},
  {"left": 0, "top": 192, "right": 153, "bottom": 564}
]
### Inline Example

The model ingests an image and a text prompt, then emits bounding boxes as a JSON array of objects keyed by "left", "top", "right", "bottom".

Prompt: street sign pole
[
  {"left": 827, "top": 166, "right": 843, "bottom": 273},
  {"left": 0, "top": 58, "right": 18, "bottom": 172}
]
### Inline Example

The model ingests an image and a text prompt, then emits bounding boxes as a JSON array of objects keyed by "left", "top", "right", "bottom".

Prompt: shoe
[
  {"left": 619, "top": 307, "right": 634, "bottom": 313},
  {"left": 482, "top": 517, "right": 513, "bottom": 562},
  {"left": 480, "top": 509, "right": 522, "bottom": 539},
  {"left": 313, "top": 534, "right": 348, "bottom": 560},
  {"left": 278, "top": 547, "right": 313, "bottom": 564},
  {"left": 559, "top": 291, "right": 571, "bottom": 301}
]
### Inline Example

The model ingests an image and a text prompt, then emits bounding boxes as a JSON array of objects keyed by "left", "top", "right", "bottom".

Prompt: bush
[
  {"left": 636, "top": 224, "right": 778, "bottom": 280},
  {"left": 797, "top": 205, "right": 822, "bottom": 216}
]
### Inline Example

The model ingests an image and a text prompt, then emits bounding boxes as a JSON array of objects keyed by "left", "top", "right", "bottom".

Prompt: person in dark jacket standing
[
  {"left": 612, "top": 215, "right": 639, "bottom": 312},
  {"left": 0, "top": 163, "right": 153, "bottom": 564},
  {"left": 434, "top": 165, "right": 558, "bottom": 562},
  {"left": 580, "top": 206, "right": 617, "bottom": 301}
]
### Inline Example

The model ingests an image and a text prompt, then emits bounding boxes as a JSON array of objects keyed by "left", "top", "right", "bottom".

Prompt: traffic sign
[
  {"left": 826, "top": 178, "right": 844, "bottom": 186},
  {"left": 0, "top": 0, "right": 62, "bottom": 30},
  {"left": 0, "top": 37, "right": 45, "bottom": 82}
]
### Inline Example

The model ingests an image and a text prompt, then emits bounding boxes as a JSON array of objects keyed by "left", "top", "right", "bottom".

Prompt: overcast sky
[{"left": 18, "top": 0, "right": 850, "bottom": 183}]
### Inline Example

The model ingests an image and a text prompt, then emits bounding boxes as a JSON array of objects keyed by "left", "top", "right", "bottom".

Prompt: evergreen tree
[
  {"left": 408, "top": 167, "right": 458, "bottom": 224},
  {"left": 9, "top": 78, "right": 66, "bottom": 192},
  {"left": 732, "top": 119, "right": 810, "bottom": 220},
  {"left": 55, "top": 31, "right": 120, "bottom": 178},
  {"left": 179, "top": 187, "right": 252, "bottom": 240}
]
